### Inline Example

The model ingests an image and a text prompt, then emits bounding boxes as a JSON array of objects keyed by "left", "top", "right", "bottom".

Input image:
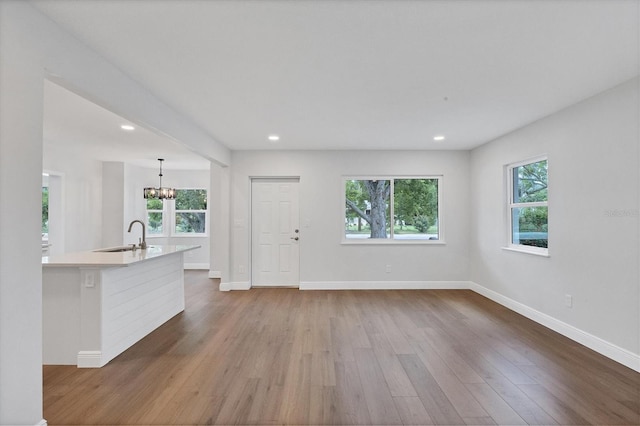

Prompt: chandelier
[{"left": 144, "top": 159, "right": 176, "bottom": 200}]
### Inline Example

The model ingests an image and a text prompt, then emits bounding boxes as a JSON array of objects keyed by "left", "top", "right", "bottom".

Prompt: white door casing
[{"left": 251, "top": 178, "right": 300, "bottom": 287}]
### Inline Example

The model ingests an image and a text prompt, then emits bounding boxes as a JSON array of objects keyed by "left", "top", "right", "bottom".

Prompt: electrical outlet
[
  {"left": 239, "top": 264, "right": 246, "bottom": 274},
  {"left": 84, "top": 273, "right": 95, "bottom": 288},
  {"left": 385, "top": 264, "right": 392, "bottom": 273},
  {"left": 565, "top": 294, "right": 573, "bottom": 308}
]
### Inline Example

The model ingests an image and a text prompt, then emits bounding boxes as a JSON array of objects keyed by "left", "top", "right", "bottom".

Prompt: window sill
[
  {"left": 341, "top": 239, "right": 446, "bottom": 246},
  {"left": 501, "top": 246, "right": 549, "bottom": 257},
  {"left": 147, "top": 234, "right": 208, "bottom": 239}
]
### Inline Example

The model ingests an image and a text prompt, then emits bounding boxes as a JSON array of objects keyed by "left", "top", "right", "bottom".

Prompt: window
[
  {"left": 344, "top": 177, "right": 441, "bottom": 242},
  {"left": 174, "top": 189, "right": 207, "bottom": 234},
  {"left": 507, "top": 157, "right": 548, "bottom": 254},
  {"left": 146, "top": 198, "right": 164, "bottom": 235},
  {"left": 42, "top": 186, "right": 49, "bottom": 235},
  {"left": 146, "top": 188, "right": 208, "bottom": 237}
]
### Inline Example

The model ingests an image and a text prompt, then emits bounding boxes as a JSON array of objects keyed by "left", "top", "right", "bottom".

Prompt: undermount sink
[{"left": 94, "top": 246, "right": 135, "bottom": 253}]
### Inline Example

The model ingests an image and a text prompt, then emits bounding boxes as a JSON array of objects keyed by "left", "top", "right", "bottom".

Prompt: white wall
[
  {"left": 210, "top": 162, "right": 231, "bottom": 281},
  {"left": 0, "top": 3, "right": 45, "bottom": 423},
  {"left": 43, "top": 144, "right": 104, "bottom": 253},
  {"left": 470, "top": 78, "right": 640, "bottom": 361},
  {"left": 0, "top": 2, "right": 227, "bottom": 424},
  {"left": 229, "top": 150, "right": 470, "bottom": 287},
  {"left": 102, "top": 162, "right": 125, "bottom": 247}
]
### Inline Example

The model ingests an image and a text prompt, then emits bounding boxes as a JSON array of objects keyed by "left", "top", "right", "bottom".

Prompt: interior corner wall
[
  {"left": 469, "top": 77, "right": 640, "bottom": 361},
  {"left": 101, "top": 162, "right": 125, "bottom": 247},
  {"left": 0, "top": 2, "right": 45, "bottom": 424},
  {"left": 123, "top": 163, "right": 144, "bottom": 244},
  {"left": 229, "top": 150, "right": 470, "bottom": 287}
]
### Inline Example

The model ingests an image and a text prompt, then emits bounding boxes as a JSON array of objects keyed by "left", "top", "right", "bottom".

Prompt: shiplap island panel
[{"left": 42, "top": 245, "right": 199, "bottom": 368}]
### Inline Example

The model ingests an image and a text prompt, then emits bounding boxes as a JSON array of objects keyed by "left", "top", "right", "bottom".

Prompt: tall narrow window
[
  {"left": 146, "top": 198, "right": 164, "bottom": 235},
  {"left": 344, "top": 177, "right": 440, "bottom": 242},
  {"left": 507, "top": 158, "right": 548, "bottom": 254},
  {"left": 42, "top": 186, "right": 49, "bottom": 235}
]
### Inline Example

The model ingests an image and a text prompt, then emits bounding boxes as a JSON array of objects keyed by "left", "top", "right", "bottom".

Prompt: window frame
[
  {"left": 42, "top": 185, "right": 49, "bottom": 238},
  {"left": 173, "top": 189, "right": 208, "bottom": 236},
  {"left": 505, "top": 156, "right": 549, "bottom": 256},
  {"left": 146, "top": 188, "right": 209, "bottom": 238},
  {"left": 341, "top": 175, "right": 444, "bottom": 245},
  {"left": 146, "top": 199, "right": 165, "bottom": 236}
]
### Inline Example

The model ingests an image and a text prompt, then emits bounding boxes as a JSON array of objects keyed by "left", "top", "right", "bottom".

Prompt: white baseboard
[
  {"left": 77, "top": 350, "right": 103, "bottom": 368},
  {"left": 219, "top": 281, "right": 251, "bottom": 291},
  {"left": 300, "top": 280, "right": 471, "bottom": 290},
  {"left": 469, "top": 281, "right": 640, "bottom": 373},
  {"left": 209, "top": 270, "right": 221, "bottom": 279},
  {"left": 184, "top": 263, "right": 209, "bottom": 270},
  {"left": 35, "top": 420, "right": 48, "bottom": 426}
]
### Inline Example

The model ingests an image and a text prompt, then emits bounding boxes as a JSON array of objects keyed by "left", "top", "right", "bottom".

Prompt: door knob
[{"left": 290, "top": 236, "right": 299, "bottom": 241}]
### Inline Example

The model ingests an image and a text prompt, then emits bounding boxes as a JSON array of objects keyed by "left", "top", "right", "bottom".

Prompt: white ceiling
[
  {"left": 43, "top": 80, "right": 211, "bottom": 169},
  {"left": 35, "top": 0, "right": 639, "bottom": 154}
]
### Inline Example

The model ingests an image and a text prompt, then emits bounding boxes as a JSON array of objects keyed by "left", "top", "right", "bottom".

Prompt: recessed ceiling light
[
  {"left": 268, "top": 134, "right": 280, "bottom": 142},
  {"left": 121, "top": 124, "right": 135, "bottom": 131},
  {"left": 433, "top": 135, "right": 445, "bottom": 141}
]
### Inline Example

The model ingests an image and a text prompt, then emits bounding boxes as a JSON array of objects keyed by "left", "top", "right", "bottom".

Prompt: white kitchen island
[{"left": 42, "top": 245, "right": 199, "bottom": 368}]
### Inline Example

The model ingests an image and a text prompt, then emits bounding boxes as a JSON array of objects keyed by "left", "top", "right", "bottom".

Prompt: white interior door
[{"left": 251, "top": 178, "right": 300, "bottom": 287}]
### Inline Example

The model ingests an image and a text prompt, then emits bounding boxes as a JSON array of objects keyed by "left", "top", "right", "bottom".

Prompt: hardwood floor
[{"left": 44, "top": 271, "right": 640, "bottom": 425}]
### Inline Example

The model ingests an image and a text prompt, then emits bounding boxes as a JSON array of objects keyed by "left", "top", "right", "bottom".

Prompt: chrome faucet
[{"left": 127, "top": 220, "right": 147, "bottom": 249}]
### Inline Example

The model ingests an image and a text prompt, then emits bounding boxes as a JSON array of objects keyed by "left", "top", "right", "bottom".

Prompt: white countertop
[{"left": 42, "top": 244, "right": 200, "bottom": 267}]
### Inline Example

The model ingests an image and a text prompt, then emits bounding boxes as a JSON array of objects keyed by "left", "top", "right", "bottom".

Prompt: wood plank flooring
[{"left": 44, "top": 271, "right": 640, "bottom": 425}]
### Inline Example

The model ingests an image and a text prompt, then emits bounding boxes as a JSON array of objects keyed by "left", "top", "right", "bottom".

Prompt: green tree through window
[
  {"left": 175, "top": 189, "right": 207, "bottom": 234},
  {"left": 42, "top": 187, "right": 49, "bottom": 234},
  {"left": 146, "top": 198, "right": 163, "bottom": 234},
  {"left": 394, "top": 179, "right": 438, "bottom": 233},
  {"left": 146, "top": 189, "right": 208, "bottom": 236},
  {"left": 510, "top": 158, "right": 548, "bottom": 250},
  {"left": 345, "top": 178, "right": 440, "bottom": 240}
]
